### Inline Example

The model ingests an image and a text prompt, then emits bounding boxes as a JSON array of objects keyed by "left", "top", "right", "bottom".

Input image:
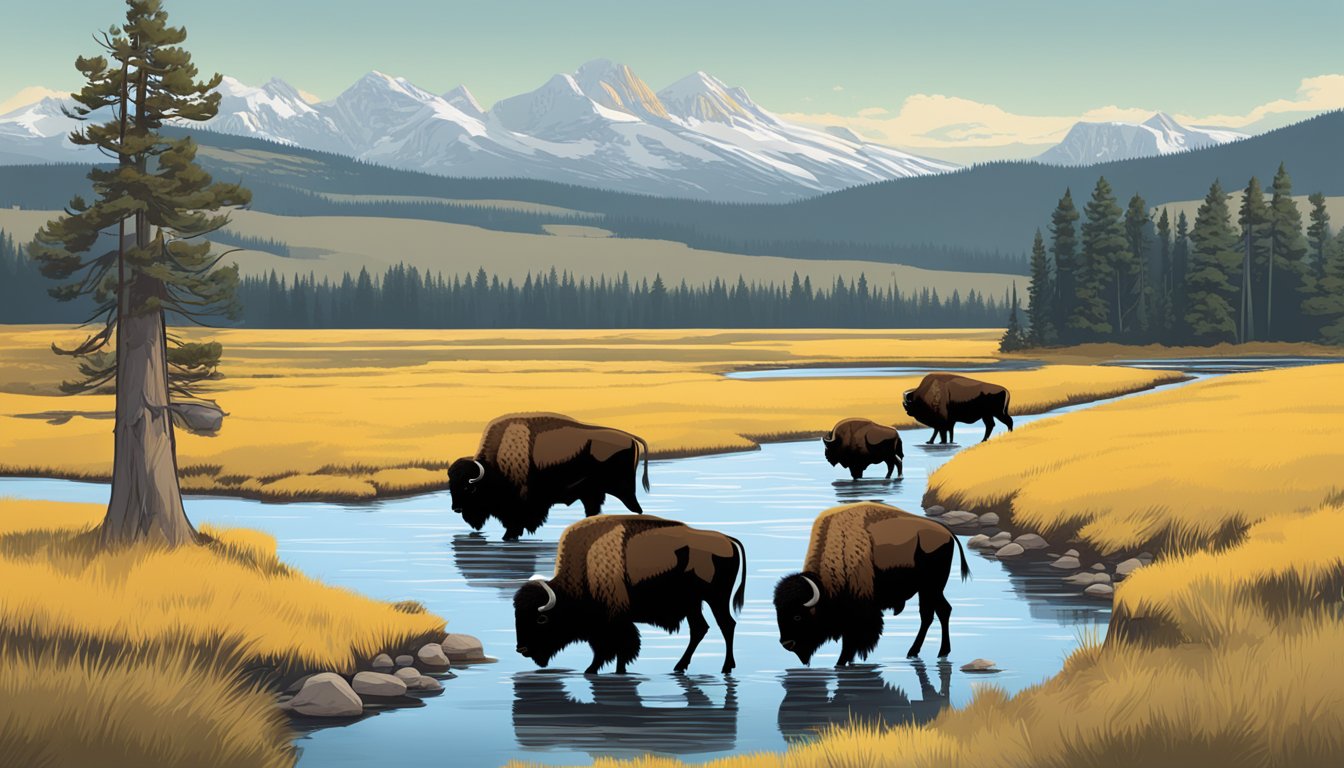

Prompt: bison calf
[
  {"left": 902, "top": 373, "right": 1013, "bottom": 444},
  {"left": 514, "top": 515, "right": 746, "bottom": 674},
  {"left": 822, "top": 418, "right": 904, "bottom": 479},
  {"left": 775, "top": 503, "right": 968, "bottom": 666},
  {"left": 449, "top": 412, "right": 650, "bottom": 540}
]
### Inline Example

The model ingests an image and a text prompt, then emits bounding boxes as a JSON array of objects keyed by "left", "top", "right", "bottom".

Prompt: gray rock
[
  {"left": 925, "top": 505, "right": 947, "bottom": 517},
  {"left": 371, "top": 653, "right": 394, "bottom": 672},
  {"left": 1014, "top": 534, "right": 1049, "bottom": 550},
  {"left": 395, "top": 654, "right": 415, "bottom": 668},
  {"left": 989, "top": 531, "right": 1013, "bottom": 543},
  {"left": 1115, "top": 558, "right": 1145, "bottom": 579},
  {"left": 1051, "top": 555, "right": 1081, "bottom": 570},
  {"left": 967, "top": 534, "right": 994, "bottom": 549},
  {"left": 168, "top": 401, "right": 225, "bottom": 435},
  {"left": 284, "top": 674, "right": 313, "bottom": 694},
  {"left": 440, "top": 633, "right": 488, "bottom": 663},
  {"left": 1063, "top": 572, "right": 1100, "bottom": 585},
  {"left": 1090, "top": 563, "right": 1106, "bottom": 572},
  {"left": 1064, "top": 549, "right": 1080, "bottom": 558},
  {"left": 352, "top": 671, "right": 407, "bottom": 698},
  {"left": 960, "top": 658, "right": 1000, "bottom": 673},
  {"left": 1084, "top": 583, "right": 1115, "bottom": 598},
  {"left": 995, "top": 542, "right": 1025, "bottom": 559},
  {"left": 287, "top": 673, "right": 362, "bottom": 717},
  {"left": 1137, "top": 551, "right": 1155, "bottom": 564},
  {"left": 978, "top": 512, "right": 1000, "bottom": 527},
  {"left": 417, "top": 642, "right": 451, "bottom": 668},
  {"left": 940, "top": 510, "right": 979, "bottom": 527}
]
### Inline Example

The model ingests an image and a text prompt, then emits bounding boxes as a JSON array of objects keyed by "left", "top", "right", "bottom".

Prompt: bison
[
  {"left": 448, "top": 413, "right": 651, "bottom": 540},
  {"left": 902, "top": 373, "right": 1013, "bottom": 444},
  {"left": 514, "top": 515, "right": 747, "bottom": 674},
  {"left": 822, "top": 418, "right": 904, "bottom": 479},
  {"left": 774, "top": 502, "right": 969, "bottom": 666}
]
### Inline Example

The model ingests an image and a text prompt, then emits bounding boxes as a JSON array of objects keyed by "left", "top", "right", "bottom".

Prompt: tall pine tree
[
  {"left": 1122, "top": 193, "right": 1150, "bottom": 339},
  {"left": 1185, "top": 180, "right": 1241, "bottom": 344},
  {"left": 1049, "top": 189, "right": 1080, "bottom": 343},
  {"left": 28, "top": 0, "right": 249, "bottom": 546},
  {"left": 1304, "top": 229, "right": 1344, "bottom": 344},
  {"left": 1172, "top": 211, "right": 1191, "bottom": 342},
  {"left": 1265, "top": 164, "right": 1310, "bottom": 340},
  {"left": 1025, "top": 228, "right": 1056, "bottom": 346},
  {"left": 1306, "top": 192, "right": 1332, "bottom": 283},
  {"left": 1236, "top": 177, "right": 1268, "bottom": 343},
  {"left": 1154, "top": 207, "right": 1174, "bottom": 341},
  {"left": 1073, "top": 177, "right": 1124, "bottom": 339}
]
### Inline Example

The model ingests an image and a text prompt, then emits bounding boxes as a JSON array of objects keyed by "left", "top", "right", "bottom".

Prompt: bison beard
[
  {"left": 513, "top": 516, "right": 747, "bottom": 674},
  {"left": 775, "top": 503, "right": 968, "bottom": 667}
]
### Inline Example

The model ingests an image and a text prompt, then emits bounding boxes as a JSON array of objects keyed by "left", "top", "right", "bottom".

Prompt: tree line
[
  {"left": 1002, "top": 164, "right": 1344, "bottom": 350},
  {"left": 235, "top": 265, "right": 1012, "bottom": 329}
]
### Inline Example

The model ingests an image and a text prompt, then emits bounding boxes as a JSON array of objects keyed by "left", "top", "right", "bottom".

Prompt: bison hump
[{"left": 497, "top": 422, "right": 532, "bottom": 492}]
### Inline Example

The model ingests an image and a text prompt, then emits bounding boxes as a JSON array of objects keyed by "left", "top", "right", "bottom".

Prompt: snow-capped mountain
[
  {"left": 1035, "top": 112, "right": 1245, "bottom": 166},
  {"left": 0, "top": 60, "right": 959, "bottom": 200}
]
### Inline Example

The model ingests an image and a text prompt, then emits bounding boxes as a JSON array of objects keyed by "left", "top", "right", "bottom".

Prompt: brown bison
[
  {"left": 774, "top": 503, "right": 968, "bottom": 666},
  {"left": 822, "top": 418, "right": 904, "bottom": 479},
  {"left": 514, "top": 515, "right": 746, "bottom": 674},
  {"left": 902, "top": 373, "right": 1013, "bottom": 444},
  {"left": 448, "top": 413, "right": 650, "bottom": 540}
]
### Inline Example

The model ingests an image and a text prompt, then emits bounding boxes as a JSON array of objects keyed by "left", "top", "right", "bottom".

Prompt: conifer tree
[
  {"left": 28, "top": 0, "right": 249, "bottom": 546},
  {"left": 1154, "top": 208, "right": 1174, "bottom": 341},
  {"left": 1172, "top": 211, "right": 1191, "bottom": 341},
  {"left": 1025, "top": 228, "right": 1056, "bottom": 345},
  {"left": 1306, "top": 192, "right": 1332, "bottom": 283},
  {"left": 1185, "top": 180, "right": 1241, "bottom": 344},
  {"left": 1304, "top": 230, "right": 1344, "bottom": 344},
  {"left": 999, "top": 283, "right": 1026, "bottom": 352},
  {"left": 1122, "top": 193, "right": 1150, "bottom": 338},
  {"left": 1265, "top": 164, "right": 1309, "bottom": 339},
  {"left": 1073, "top": 177, "right": 1124, "bottom": 339},
  {"left": 1236, "top": 177, "right": 1268, "bottom": 342},
  {"left": 1049, "top": 189, "right": 1080, "bottom": 343}
]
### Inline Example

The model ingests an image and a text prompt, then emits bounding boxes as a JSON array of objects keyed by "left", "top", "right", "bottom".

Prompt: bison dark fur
[
  {"left": 822, "top": 418, "right": 904, "bottom": 479},
  {"left": 902, "top": 373, "right": 1013, "bottom": 444}
]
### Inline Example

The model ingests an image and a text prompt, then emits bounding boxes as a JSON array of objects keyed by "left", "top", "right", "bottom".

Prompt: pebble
[
  {"left": 960, "top": 658, "right": 1000, "bottom": 673},
  {"left": 1051, "top": 555, "right": 1081, "bottom": 570},
  {"left": 925, "top": 505, "right": 947, "bottom": 517},
  {"left": 978, "top": 512, "right": 1000, "bottom": 527},
  {"left": 1014, "top": 534, "right": 1049, "bottom": 550},
  {"left": 995, "top": 542, "right": 1025, "bottom": 559},
  {"left": 370, "top": 653, "right": 394, "bottom": 672},
  {"left": 1090, "top": 563, "right": 1106, "bottom": 572},
  {"left": 1084, "top": 583, "right": 1115, "bottom": 598},
  {"left": 940, "top": 510, "right": 979, "bottom": 526},
  {"left": 967, "top": 534, "right": 994, "bottom": 549},
  {"left": 395, "top": 654, "right": 415, "bottom": 668},
  {"left": 1115, "top": 558, "right": 1146, "bottom": 580}
]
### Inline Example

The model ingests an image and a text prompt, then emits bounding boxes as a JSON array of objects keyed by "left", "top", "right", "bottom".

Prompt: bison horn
[
  {"left": 801, "top": 575, "right": 821, "bottom": 608},
  {"left": 822, "top": 433, "right": 835, "bottom": 443},
  {"left": 468, "top": 460, "right": 485, "bottom": 485},
  {"left": 533, "top": 578, "right": 557, "bottom": 612}
]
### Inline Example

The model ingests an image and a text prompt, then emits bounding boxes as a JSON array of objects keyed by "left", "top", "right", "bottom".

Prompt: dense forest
[
  {"left": 1002, "top": 163, "right": 1344, "bottom": 350},
  {"left": 1, "top": 231, "right": 1010, "bottom": 328}
]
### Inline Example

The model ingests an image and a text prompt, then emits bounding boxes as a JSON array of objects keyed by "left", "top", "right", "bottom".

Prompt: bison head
[
  {"left": 821, "top": 433, "right": 840, "bottom": 466},
  {"left": 513, "top": 579, "right": 577, "bottom": 668},
  {"left": 774, "top": 572, "right": 830, "bottom": 665},
  {"left": 448, "top": 457, "right": 491, "bottom": 531}
]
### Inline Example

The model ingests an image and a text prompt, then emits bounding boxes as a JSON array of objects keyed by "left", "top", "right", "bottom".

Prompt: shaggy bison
[
  {"left": 902, "top": 373, "right": 1013, "bottom": 444},
  {"left": 448, "top": 413, "right": 650, "bottom": 540},
  {"left": 822, "top": 418, "right": 904, "bottom": 479},
  {"left": 774, "top": 503, "right": 968, "bottom": 666},
  {"left": 514, "top": 515, "right": 746, "bottom": 674}
]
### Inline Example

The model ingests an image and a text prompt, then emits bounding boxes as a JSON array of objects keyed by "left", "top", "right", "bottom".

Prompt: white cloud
[
  {"left": 832, "top": 85, "right": 844, "bottom": 92},
  {"left": 783, "top": 74, "right": 1344, "bottom": 149},
  {"left": 0, "top": 86, "right": 67, "bottom": 115}
]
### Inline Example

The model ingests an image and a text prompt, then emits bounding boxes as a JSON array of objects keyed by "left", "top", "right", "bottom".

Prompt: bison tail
[
  {"left": 954, "top": 531, "right": 971, "bottom": 582},
  {"left": 634, "top": 435, "right": 652, "bottom": 493},
  {"left": 729, "top": 536, "right": 747, "bottom": 614}
]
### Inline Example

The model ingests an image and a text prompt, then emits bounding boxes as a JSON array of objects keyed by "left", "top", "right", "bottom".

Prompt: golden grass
[
  {"left": 0, "top": 326, "right": 1184, "bottom": 501},
  {"left": 0, "top": 498, "right": 446, "bottom": 768},
  {"left": 924, "top": 364, "right": 1344, "bottom": 554},
  {"left": 527, "top": 364, "right": 1344, "bottom": 768}
]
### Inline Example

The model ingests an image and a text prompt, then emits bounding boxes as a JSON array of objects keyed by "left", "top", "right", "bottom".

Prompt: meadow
[
  {"left": 554, "top": 364, "right": 1344, "bottom": 768},
  {"left": 0, "top": 497, "right": 446, "bottom": 768},
  {"left": 0, "top": 326, "right": 1185, "bottom": 500}
]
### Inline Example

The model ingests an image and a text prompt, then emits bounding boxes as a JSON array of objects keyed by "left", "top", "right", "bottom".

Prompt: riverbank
[
  {"left": 558, "top": 364, "right": 1344, "bottom": 768},
  {"left": 0, "top": 326, "right": 1186, "bottom": 502},
  {"left": 0, "top": 497, "right": 469, "bottom": 768}
]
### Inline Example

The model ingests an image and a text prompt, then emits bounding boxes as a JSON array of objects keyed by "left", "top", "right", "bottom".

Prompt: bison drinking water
[
  {"left": 902, "top": 373, "right": 1013, "bottom": 444},
  {"left": 775, "top": 502, "right": 969, "bottom": 666},
  {"left": 514, "top": 515, "right": 747, "bottom": 674},
  {"left": 448, "top": 413, "right": 651, "bottom": 540},
  {"left": 822, "top": 418, "right": 904, "bottom": 479}
]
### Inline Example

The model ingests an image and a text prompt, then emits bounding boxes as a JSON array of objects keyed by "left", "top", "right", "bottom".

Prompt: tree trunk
[{"left": 101, "top": 307, "right": 197, "bottom": 546}]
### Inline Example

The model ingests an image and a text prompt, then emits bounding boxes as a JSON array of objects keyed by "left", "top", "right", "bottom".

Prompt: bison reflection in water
[
  {"left": 821, "top": 418, "right": 904, "bottom": 479},
  {"left": 512, "top": 672, "right": 738, "bottom": 756},
  {"left": 447, "top": 412, "right": 651, "bottom": 540},
  {"left": 515, "top": 515, "right": 746, "bottom": 674},
  {"left": 775, "top": 503, "right": 968, "bottom": 666},
  {"left": 449, "top": 532, "right": 556, "bottom": 596},
  {"left": 902, "top": 373, "right": 1013, "bottom": 444},
  {"left": 777, "top": 661, "right": 951, "bottom": 741}
]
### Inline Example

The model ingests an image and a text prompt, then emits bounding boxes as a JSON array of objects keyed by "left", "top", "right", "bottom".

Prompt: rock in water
[
  {"left": 940, "top": 510, "right": 978, "bottom": 527},
  {"left": 1051, "top": 555, "right": 1081, "bottom": 570},
  {"left": 1085, "top": 583, "right": 1115, "bottom": 598},
  {"left": 978, "top": 512, "right": 1000, "bottom": 526},
  {"left": 995, "top": 542, "right": 1025, "bottom": 559},
  {"left": 395, "top": 667, "right": 446, "bottom": 691},
  {"left": 1014, "top": 534, "right": 1048, "bottom": 550},
  {"left": 168, "top": 401, "right": 225, "bottom": 435},
  {"left": 287, "top": 673, "right": 362, "bottom": 717},
  {"left": 417, "top": 643, "right": 451, "bottom": 668},
  {"left": 440, "top": 633, "right": 488, "bottom": 663},
  {"left": 352, "top": 671, "right": 407, "bottom": 698},
  {"left": 1115, "top": 558, "right": 1146, "bottom": 580},
  {"left": 394, "top": 654, "right": 415, "bottom": 668},
  {"left": 925, "top": 505, "right": 947, "bottom": 517},
  {"left": 967, "top": 534, "right": 993, "bottom": 549},
  {"left": 960, "top": 658, "right": 1000, "bottom": 673}
]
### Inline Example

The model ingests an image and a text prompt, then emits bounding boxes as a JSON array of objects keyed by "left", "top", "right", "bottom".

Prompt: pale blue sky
[{"left": 4, "top": 1, "right": 1341, "bottom": 151}]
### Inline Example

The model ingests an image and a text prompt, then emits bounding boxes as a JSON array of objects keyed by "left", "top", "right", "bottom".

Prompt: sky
[{"left": 3, "top": 0, "right": 1342, "bottom": 159}]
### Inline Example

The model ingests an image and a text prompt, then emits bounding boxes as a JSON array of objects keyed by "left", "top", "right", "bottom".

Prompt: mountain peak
[
  {"left": 1142, "top": 112, "right": 1183, "bottom": 132},
  {"left": 658, "top": 71, "right": 755, "bottom": 124},
  {"left": 442, "top": 85, "right": 484, "bottom": 118},
  {"left": 573, "top": 59, "right": 669, "bottom": 120}
]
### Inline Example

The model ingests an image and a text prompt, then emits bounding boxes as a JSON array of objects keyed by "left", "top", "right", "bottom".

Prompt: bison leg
[
  {"left": 581, "top": 494, "right": 605, "bottom": 517},
  {"left": 708, "top": 598, "right": 738, "bottom": 674},
  {"left": 674, "top": 605, "right": 710, "bottom": 673},
  {"left": 925, "top": 429, "right": 938, "bottom": 445},
  {"left": 613, "top": 488, "right": 644, "bottom": 515},
  {"left": 837, "top": 611, "right": 883, "bottom": 667},
  {"left": 998, "top": 411, "right": 1014, "bottom": 432},
  {"left": 907, "top": 597, "right": 940, "bottom": 658},
  {"left": 981, "top": 415, "right": 995, "bottom": 442},
  {"left": 502, "top": 526, "right": 525, "bottom": 542},
  {"left": 849, "top": 465, "right": 864, "bottom": 480},
  {"left": 945, "top": 425, "right": 954, "bottom": 443},
  {"left": 885, "top": 459, "right": 902, "bottom": 479},
  {"left": 934, "top": 594, "right": 953, "bottom": 658}
]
